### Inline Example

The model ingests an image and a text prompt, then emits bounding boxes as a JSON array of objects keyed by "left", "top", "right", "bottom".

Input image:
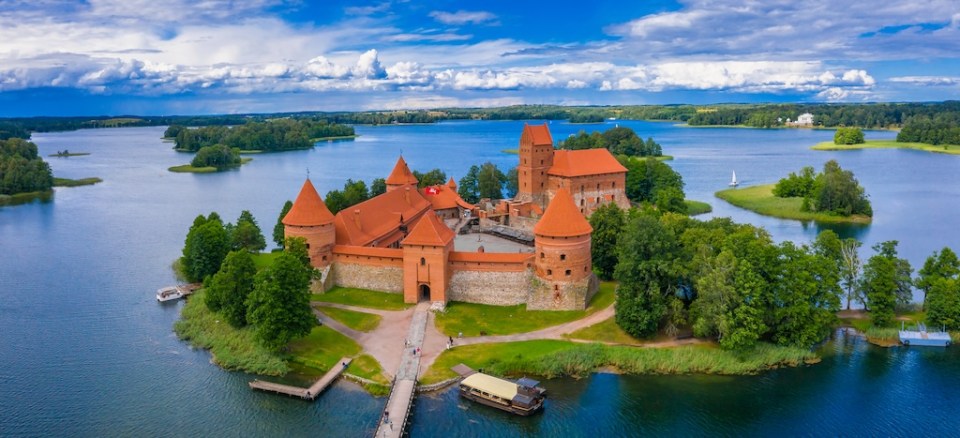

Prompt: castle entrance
[{"left": 419, "top": 284, "right": 431, "bottom": 302}]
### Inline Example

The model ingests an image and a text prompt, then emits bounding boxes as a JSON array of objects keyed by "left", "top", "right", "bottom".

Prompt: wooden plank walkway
[
  {"left": 249, "top": 357, "right": 352, "bottom": 400},
  {"left": 374, "top": 302, "right": 430, "bottom": 438}
]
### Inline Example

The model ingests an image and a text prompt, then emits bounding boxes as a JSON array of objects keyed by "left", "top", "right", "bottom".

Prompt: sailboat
[{"left": 729, "top": 170, "right": 739, "bottom": 187}]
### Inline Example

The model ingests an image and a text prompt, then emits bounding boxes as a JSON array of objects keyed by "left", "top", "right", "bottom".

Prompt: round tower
[
  {"left": 531, "top": 187, "right": 596, "bottom": 310},
  {"left": 385, "top": 156, "right": 419, "bottom": 192},
  {"left": 283, "top": 179, "right": 336, "bottom": 267}
]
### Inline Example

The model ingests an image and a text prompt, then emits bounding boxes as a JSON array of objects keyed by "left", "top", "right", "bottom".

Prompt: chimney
[
  {"left": 404, "top": 186, "right": 411, "bottom": 205},
  {"left": 353, "top": 209, "right": 361, "bottom": 230}
]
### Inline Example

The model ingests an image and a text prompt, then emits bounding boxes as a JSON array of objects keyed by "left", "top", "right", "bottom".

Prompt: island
[
  {"left": 167, "top": 118, "right": 355, "bottom": 153},
  {"left": 812, "top": 139, "right": 960, "bottom": 155},
  {"left": 716, "top": 160, "right": 873, "bottom": 224},
  {"left": 1, "top": 137, "right": 102, "bottom": 206},
  {"left": 169, "top": 144, "right": 252, "bottom": 173}
]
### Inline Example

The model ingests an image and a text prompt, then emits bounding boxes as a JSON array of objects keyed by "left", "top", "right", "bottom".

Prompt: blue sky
[{"left": 1, "top": 0, "right": 959, "bottom": 116}]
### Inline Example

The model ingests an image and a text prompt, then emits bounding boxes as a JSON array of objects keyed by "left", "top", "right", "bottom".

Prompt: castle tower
[
  {"left": 282, "top": 179, "right": 336, "bottom": 267},
  {"left": 530, "top": 187, "right": 597, "bottom": 310},
  {"left": 516, "top": 123, "right": 554, "bottom": 205},
  {"left": 401, "top": 212, "right": 455, "bottom": 304},
  {"left": 385, "top": 156, "right": 419, "bottom": 192},
  {"left": 446, "top": 176, "right": 457, "bottom": 191}
]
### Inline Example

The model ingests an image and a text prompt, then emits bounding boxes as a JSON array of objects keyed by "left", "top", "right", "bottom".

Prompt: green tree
[
  {"left": 273, "top": 200, "right": 293, "bottom": 248},
  {"left": 834, "top": 127, "right": 865, "bottom": 145},
  {"left": 370, "top": 178, "right": 386, "bottom": 197},
  {"left": 246, "top": 252, "right": 315, "bottom": 352},
  {"left": 769, "top": 241, "right": 840, "bottom": 348},
  {"left": 505, "top": 167, "right": 519, "bottom": 199},
  {"left": 190, "top": 144, "right": 241, "bottom": 170},
  {"left": 620, "top": 157, "right": 685, "bottom": 206},
  {"left": 588, "top": 203, "right": 625, "bottom": 280},
  {"left": 325, "top": 179, "right": 371, "bottom": 214},
  {"left": 458, "top": 165, "right": 480, "bottom": 204},
  {"left": 231, "top": 210, "right": 266, "bottom": 252},
  {"left": 654, "top": 186, "right": 687, "bottom": 214},
  {"left": 285, "top": 236, "right": 311, "bottom": 267},
  {"left": 812, "top": 160, "right": 872, "bottom": 217},
  {"left": 861, "top": 241, "right": 910, "bottom": 327},
  {"left": 773, "top": 166, "right": 816, "bottom": 198},
  {"left": 839, "top": 238, "right": 864, "bottom": 310},
  {"left": 916, "top": 247, "right": 960, "bottom": 310},
  {"left": 180, "top": 213, "right": 230, "bottom": 282},
  {"left": 614, "top": 214, "right": 680, "bottom": 337},
  {"left": 413, "top": 168, "right": 447, "bottom": 188},
  {"left": 204, "top": 250, "right": 257, "bottom": 327},
  {"left": 477, "top": 162, "right": 507, "bottom": 200},
  {"left": 927, "top": 278, "right": 960, "bottom": 330}
]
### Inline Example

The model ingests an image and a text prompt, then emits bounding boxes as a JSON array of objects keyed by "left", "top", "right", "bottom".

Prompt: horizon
[{"left": 2, "top": 1, "right": 959, "bottom": 116}]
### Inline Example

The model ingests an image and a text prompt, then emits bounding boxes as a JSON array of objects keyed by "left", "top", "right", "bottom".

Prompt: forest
[
  {"left": 170, "top": 119, "right": 354, "bottom": 152},
  {"left": 0, "top": 138, "right": 53, "bottom": 195}
]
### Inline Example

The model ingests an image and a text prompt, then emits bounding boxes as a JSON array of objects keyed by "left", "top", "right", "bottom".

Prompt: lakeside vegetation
[
  {"left": 684, "top": 200, "right": 712, "bottom": 216},
  {"left": 419, "top": 340, "right": 816, "bottom": 385},
  {"left": 53, "top": 177, "right": 102, "bottom": 187},
  {"left": 559, "top": 126, "right": 664, "bottom": 158},
  {"left": 169, "top": 158, "right": 252, "bottom": 173},
  {"left": 168, "top": 119, "right": 354, "bottom": 153},
  {"left": 1, "top": 138, "right": 52, "bottom": 196},
  {"left": 435, "top": 282, "right": 616, "bottom": 337},
  {"left": 716, "top": 184, "right": 872, "bottom": 224},
  {"left": 812, "top": 139, "right": 960, "bottom": 155},
  {"left": 311, "top": 287, "right": 413, "bottom": 311}
]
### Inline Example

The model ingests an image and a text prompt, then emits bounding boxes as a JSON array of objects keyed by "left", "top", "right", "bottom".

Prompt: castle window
[
  {"left": 597, "top": 183, "right": 600, "bottom": 190},
  {"left": 540, "top": 160, "right": 543, "bottom": 165},
  {"left": 322, "top": 255, "right": 327, "bottom": 262},
  {"left": 547, "top": 269, "right": 553, "bottom": 277},
  {"left": 540, "top": 252, "right": 545, "bottom": 259},
  {"left": 420, "top": 257, "right": 426, "bottom": 266},
  {"left": 560, "top": 254, "right": 566, "bottom": 261},
  {"left": 584, "top": 266, "right": 588, "bottom": 272},
  {"left": 305, "top": 243, "right": 310, "bottom": 249},
  {"left": 580, "top": 199, "right": 585, "bottom": 206},
  {"left": 596, "top": 197, "right": 600, "bottom": 204},
  {"left": 565, "top": 270, "right": 571, "bottom": 276}
]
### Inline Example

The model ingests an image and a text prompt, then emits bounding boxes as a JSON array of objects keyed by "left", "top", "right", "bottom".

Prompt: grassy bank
[
  {"left": 53, "top": 177, "right": 102, "bottom": 187},
  {"left": 716, "top": 184, "right": 871, "bottom": 224},
  {"left": 169, "top": 157, "right": 253, "bottom": 173},
  {"left": 315, "top": 305, "right": 382, "bottom": 332},
  {"left": 812, "top": 139, "right": 960, "bottom": 155},
  {"left": 0, "top": 190, "right": 53, "bottom": 206},
  {"left": 420, "top": 340, "right": 817, "bottom": 384},
  {"left": 565, "top": 317, "right": 650, "bottom": 345},
  {"left": 684, "top": 199, "right": 712, "bottom": 216},
  {"left": 434, "top": 282, "right": 616, "bottom": 337},
  {"left": 838, "top": 310, "right": 928, "bottom": 347},
  {"left": 311, "top": 286, "right": 413, "bottom": 311}
]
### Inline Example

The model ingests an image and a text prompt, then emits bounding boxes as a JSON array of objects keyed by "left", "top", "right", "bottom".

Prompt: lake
[{"left": 1, "top": 120, "right": 959, "bottom": 436}]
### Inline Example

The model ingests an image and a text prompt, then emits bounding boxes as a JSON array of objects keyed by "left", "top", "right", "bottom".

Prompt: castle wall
[
  {"left": 527, "top": 273, "right": 599, "bottom": 310},
  {"left": 447, "top": 251, "right": 534, "bottom": 305},
  {"left": 331, "top": 246, "right": 404, "bottom": 293},
  {"left": 547, "top": 173, "right": 629, "bottom": 216}
]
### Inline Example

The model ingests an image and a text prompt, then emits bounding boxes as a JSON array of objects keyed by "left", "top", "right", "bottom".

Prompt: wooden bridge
[{"left": 249, "top": 357, "right": 352, "bottom": 400}]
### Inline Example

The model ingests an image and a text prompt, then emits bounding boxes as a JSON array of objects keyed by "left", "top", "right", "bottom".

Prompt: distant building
[{"left": 789, "top": 113, "right": 815, "bottom": 126}]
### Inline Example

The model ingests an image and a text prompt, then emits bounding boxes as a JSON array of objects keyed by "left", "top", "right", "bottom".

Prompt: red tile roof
[
  {"left": 521, "top": 123, "right": 553, "bottom": 147},
  {"left": 420, "top": 185, "right": 474, "bottom": 211},
  {"left": 548, "top": 149, "right": 627, "bottom": 177},
  {"left": 333, "top": 187, "right": 431, "bottom": 246},
  {"left": 447, "top": 176, "right": 457, "bottom": 190},
  {"left": 282, "top": 179, "right": 335, "bottom": 226},
  {"left": 533, "top": 187, "right": 593, "bottom": 237},
  {"left": 385, "top": 156, "right": 419, "bottom": 186},
  {"left": 403, "top": 212, "right": 455, "bottom": 246}
]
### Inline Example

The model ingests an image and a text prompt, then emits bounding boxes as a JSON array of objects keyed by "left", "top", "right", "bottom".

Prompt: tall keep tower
[
  {"left": 283, "top": 179, "right": 336, "bottom": 267},
  {"left": 516, "top": 123, "right": 554, "bottom": 205},
  {"left": 529, "top": 187, "right": 598, "bottom": 310}
]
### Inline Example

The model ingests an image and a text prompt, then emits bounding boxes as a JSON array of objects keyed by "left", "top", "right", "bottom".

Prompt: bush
[
  {"left": 834, "top": 127, "right": 865, "bottom": 145},
  {"left": 191, "top": 144, "right": 241, "bottom": 170}
]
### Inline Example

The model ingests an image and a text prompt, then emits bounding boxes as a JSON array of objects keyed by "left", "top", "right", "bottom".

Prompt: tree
[
  {"left": 769, "top": 241, "right": 840, "bottom": 348},
  {"left": 190, "top": 144, "right": 241, "bottom": 170},
  {"left": 246, "top": 252, "right": 315, "bottom": 351},
  {"left": 861, "top": 241, "right": 910, "bottom": 327},
  {"left": 477, "top": 162, "right": 507, "bottom": 200},
  {"left": 834, "top": 127, "right": 865, "bottom": 145},
  {"left": 505, "top": 167, "right": 519, "bottom": 199},
  {"left": 458, "top": 165, "right": 480, "bottom": 204},
  {"left": 916, "top": 247, "right": 960, "bottom": 310},
  {"left": 839, "top": 238, "right": 864, "bottom": 310},
  {"left": 180, "top": 213, "right": 230, "bottom": 283},
  {"left": 588, "top": 203, "right": 625, "bottom": 280},
  {"left": 231, "top": 210, "right": 266, "bottom": 252},
  {"left": 273, "top": 200, "right": 293, "bottom": 248},
  {"left": 413, "top": 168, "right": 447, "bottom": 188},
  {"left": 325, "top": 179, "right": 370, "bottom": 214},
  {"left": 285, "top": 236, "right": 311, "bottom": 267},
  {"left": 654, "top": 186, "right": 687, "bottom": 214},
  {"left": 620, "top": 156, "right": 685, "bottom": 207},
  {"left": 927, "top": 278, "right": 960, "bottom": 330},
  {"left": 204, "top": 250, "right": 257, "bottom": 327},
  {"left": 370, "top": 178, "right": 386, "bottom": 197},
  {"left": 773, "top": 166, "right": 816, "bottom": 198},
  {"left": 613, "top": 214, "right": 680, "bottom": 337},
  {"left": 812, "top": 160, "right": 872, "bottom": 217}
]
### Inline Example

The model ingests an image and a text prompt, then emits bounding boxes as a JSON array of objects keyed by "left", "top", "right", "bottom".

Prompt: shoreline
[
  {"left": 715, "top": 184, "right": 872, "bottom": 224},
  {"left": 811, "top": 139, "right": 960, "bottom": 155},
  {"left": 169, "top": 157, "right": 253, "bottom": 173}
]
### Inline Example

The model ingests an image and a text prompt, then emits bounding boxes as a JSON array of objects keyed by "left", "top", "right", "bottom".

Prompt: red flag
[{"left": 425, "top": 186, "right": 440, "bottom": 195}]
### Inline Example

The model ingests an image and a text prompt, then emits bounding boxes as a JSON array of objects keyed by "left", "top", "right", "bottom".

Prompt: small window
[
  {"left": 305, "top": 243, "right": 311, "bottom": 249},
  {"left": 322, "top": 255, "right": 327, "bottom": 262},
  {"left": 420, "top": 257, "right": 426, "bottom": 266},
  {"left": 596, "top": 197, "right": 600, "bottom": 203},
  {"left": 560, "top": 254, "right": 566, "bottom": 261},
  {"left": 540, "top": 160, "right": 544, "bottom": 165},
  {"left": 597, "top": 183, "right": 600, "bottom": 190},
  {"left": 565, "top": 270, "right": 571, "bottom": 276},
  {"left": 584, "top": 266, "right": 588, "bottom": 272},
  {"left": 613, "top": 181, "right": 616, "bottom": 188},
  {"left": 540, "top": 252, "right": 545, "bottom": 259},
  {"left": 580, "top": 199, "right": 585, "bottom": 206},
  {"left": 547, "top": 269, "right": 552, "bottom": 276}
]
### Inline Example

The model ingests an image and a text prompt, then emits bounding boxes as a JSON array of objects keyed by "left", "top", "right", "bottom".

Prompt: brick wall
[
  {"left": 527, "top": 273, "right": 599, "bottom": 310},
  {"left": 331, "top": 261, "right": 404, "bottom": 293},
  {"left": 448, "top": 269, "right": 533, "bottom": 305}
]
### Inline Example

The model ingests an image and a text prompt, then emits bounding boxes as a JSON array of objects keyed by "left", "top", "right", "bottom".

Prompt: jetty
[
  {"left": 249, "top": 357, "right": 352, "bottom": 400},
  {"left": 375, "top": 302, "right": 430, "bottom": 438}
]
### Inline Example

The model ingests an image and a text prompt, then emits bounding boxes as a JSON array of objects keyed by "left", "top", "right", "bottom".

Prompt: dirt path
[{"left": 312, "top": 302, "right": 416, "bottom": 378}]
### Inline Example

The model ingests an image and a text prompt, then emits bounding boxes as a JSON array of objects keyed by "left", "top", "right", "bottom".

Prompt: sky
[{"left": 1, "top": 0, "right": 960, "bottom": 116}]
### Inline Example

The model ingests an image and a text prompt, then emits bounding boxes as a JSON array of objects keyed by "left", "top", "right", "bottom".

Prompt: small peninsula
[
  {"left": 812, "top": 139, "right": 960, "bottom": 155},
  {"left": 169, "top": 144, "right": 252, "bottom": 173}
]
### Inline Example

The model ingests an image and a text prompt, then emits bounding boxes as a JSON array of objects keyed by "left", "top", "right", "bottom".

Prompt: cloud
[
  {"left": 889, "top": 76, "right": 960, "bottom": 86},
  {"left": 345, "top": 2, "right": 391, "bottom": 16},
  {"left": 429, "top": 10, "right": 498, "bottom": 26}
]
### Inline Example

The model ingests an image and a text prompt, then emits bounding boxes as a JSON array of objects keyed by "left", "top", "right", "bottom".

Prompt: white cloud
[
  {"left": 353, "top": 49, "right": 387, "bottom": 79},
  {"left": 429, "top": 10, "right": 498, "bottom": 26}
]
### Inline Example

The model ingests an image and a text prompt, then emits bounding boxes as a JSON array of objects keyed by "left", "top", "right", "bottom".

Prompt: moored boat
[
  {"left": 156, "top": 286, "right": 184, "bottom": 302},
  {"left": 458, "top": 372, "right": 545, "bottom": 416}
]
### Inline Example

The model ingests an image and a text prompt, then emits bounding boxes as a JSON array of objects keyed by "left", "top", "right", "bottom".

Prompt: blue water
[{"left": 2, "top": 120, "right": 959, "bottom": 436}]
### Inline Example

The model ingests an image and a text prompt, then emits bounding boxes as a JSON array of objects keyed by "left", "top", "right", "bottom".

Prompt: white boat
[
  {"left": 729, "top": 170, "right": 739, "bottom": 187},
  {"left": 156, "top": 286, "right": 184, "bottom": 302}
]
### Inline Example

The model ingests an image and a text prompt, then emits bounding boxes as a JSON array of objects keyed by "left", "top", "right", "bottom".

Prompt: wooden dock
[{"left": 249, "top": 357, "right": 352, "bottom": 400}]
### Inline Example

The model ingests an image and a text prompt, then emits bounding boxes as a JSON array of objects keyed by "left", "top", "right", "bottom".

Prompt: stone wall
[
  {"left": 447, "top": 269, "right": 533, "bottom": 306},
  {"left": 527, "top": 273, "right": 599, "bottom": 310},
  {"left": 331, "top": 261, "right": 403, "bottom": 293}
]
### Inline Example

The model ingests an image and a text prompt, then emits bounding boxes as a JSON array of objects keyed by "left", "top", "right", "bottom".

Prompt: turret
[
  {"left": 402, "top": 213, "right": 455, "bottom": 304},
  {"left": 385, "top": 156, "right": 419, "bottom": 192},
  {"left": 516, "top": 123, "right": 554, "bottom": 205},
  {"left": 283, "top": 179, "right": 336, "bottom": 267},
  {"left": 530, "top": 188, "right": 596, "bottom": 310}
]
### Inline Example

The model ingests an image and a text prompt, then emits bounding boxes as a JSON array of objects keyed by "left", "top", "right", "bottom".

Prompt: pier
[
  {"left": 374, "top": 302, "right": 430, "bottom": 438},
  {"left": 249, "top": 357, "right": 352, "bottom": 400}
]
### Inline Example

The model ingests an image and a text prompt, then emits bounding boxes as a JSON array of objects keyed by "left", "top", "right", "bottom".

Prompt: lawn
[
  {"left": 716, "top": 184, "right": 871, "bottom": 224},
  {"left": 684, "top": 199, "right": 712, "bottom": 216},
  {"left": 250, "top": 251, "right": 280, "bottom": 271},
  {"left": 420, "top": 339, "right": 816, "bottom": 385},
  {"left": 311, "top": 286, "right": 413, "bottom": 311},
  {"left": 565, "top": 317, "right": 648, "bottom": 345},
  {"left": 315, "top": 305, "right": 382, "bottom": 332},
  {"left": 287, "top": 325, "right": 390, "bottom": 391},
  {"left": 812, "top": 139, "right": 960, "bottom": 155},
  {"left": 434, "top": 281, "right": 617, "bottom": 337}
]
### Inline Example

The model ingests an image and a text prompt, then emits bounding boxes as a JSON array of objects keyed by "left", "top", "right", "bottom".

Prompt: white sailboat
[{"left": 729, "top": 170, "right": 739, "bottom": 187}]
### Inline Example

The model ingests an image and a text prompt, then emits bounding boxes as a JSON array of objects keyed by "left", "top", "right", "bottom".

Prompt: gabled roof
[
  {"left": 533, "top": 187, "right": 593, "bottom": 237},
  {"left": 548, "top": 149, "right": 627, "bottom": 177},
  {"left": 447, "top": 177, "right": 457, "bottom": 190},
  {"left": 333, "top": 187, "right": 432, "bottom": 246},
  {"left": 520, "top": 123, "right": 553, "bottom": 147},
  {"left": 421, "top": 184, "right": 474, "bottom": 211},
  {"left": 385, "top": 156, "right": 419, "bottom": 186},
  {"left": 403, "top": 212, "right": 455, "bottom": 246},
  {"left": 282, "top": 179, "right": 335, "bottom": 226}
]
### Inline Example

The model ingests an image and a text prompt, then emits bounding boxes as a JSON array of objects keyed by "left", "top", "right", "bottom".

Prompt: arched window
[
  {"left": 420, "top": 257, "right": 426, "bottom": 266},
  {"left": 560, "top": 254, "right": 566, "bottom": 261},
  {"left": 540, "top": 252, "right": 545, "bottom": 258},
  {"left": 547, "top": 269, "right": 553, "bottom": 276},
  {"left": 565, "top": 270, "right": 571, "bottom": 276}
]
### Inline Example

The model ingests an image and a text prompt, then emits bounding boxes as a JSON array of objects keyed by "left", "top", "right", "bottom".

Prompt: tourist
[{"left": 448, "top": 336, "right": 453, "bottom": 345}]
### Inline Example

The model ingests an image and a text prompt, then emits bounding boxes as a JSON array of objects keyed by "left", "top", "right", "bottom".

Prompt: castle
[{"left": 283, "top": 124, "right": 627, "bottom": 310}]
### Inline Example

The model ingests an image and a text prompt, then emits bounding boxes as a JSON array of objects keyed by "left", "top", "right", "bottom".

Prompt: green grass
[
  {"left": 168, "top": 158, "right": 253, "bottom": 173},
  {"left": 286, "top": 325, "right": 360, "bottom": 371},
  {"left": 174, "top": 290, "right": 289, "bottom": 375},
  {"left": 684, "top": 199, "right": 712, "bottom": 216},
  {"left": 716, "top": 184, "right": 872, "bottom": 224},
  {"left": 838, "top": 310, "right": 929, "bottom": 346},
  {"left": 250, "top": 252, "right": 280, "bottom": 271},
  {"left": 812, "top": 139, "right": 960, "bottom": 155},
  {"left": 420, "top": 340, "right": 816, "bottom": 384},
  {"left": 53, "top": 177, "right": 102, "bottom": 187},
  {"left": 311, "top": 286, "right": 413, "bottom": 311},
  {"left": 434, "top": 281, "right": 616, "bottom": 337},
  {"left": 565, "top": 317, "right": 648, "bottom": 345},
  {"left": 316, "top": 306, "right": 382, "bottom": 332}
]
